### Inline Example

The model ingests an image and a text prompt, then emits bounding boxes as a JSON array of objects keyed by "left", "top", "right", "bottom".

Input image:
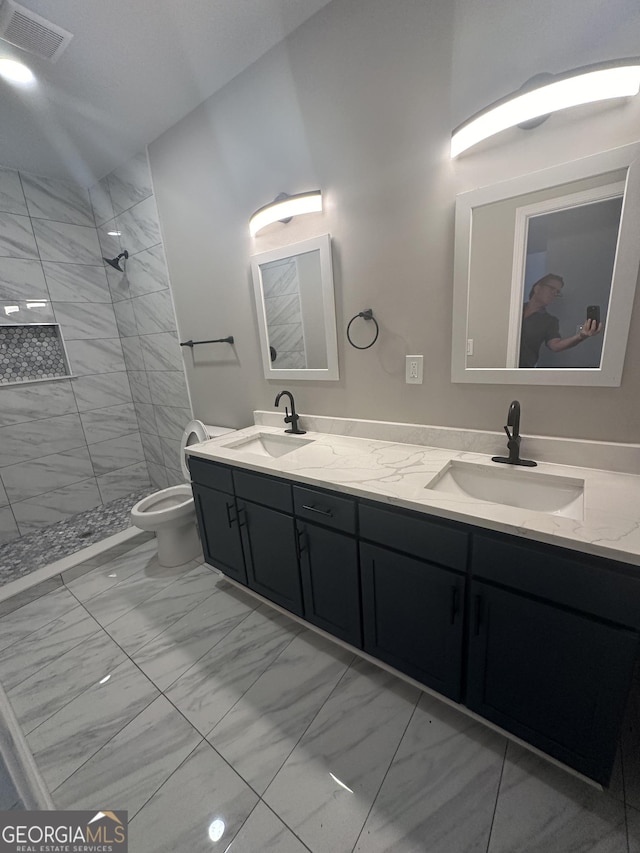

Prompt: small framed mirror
[
  {"left": 251, "top": 234, "right": 339, "bottom": 380},
  {"left": 452, "top": 144, "right": 640, "bottom": 385}
]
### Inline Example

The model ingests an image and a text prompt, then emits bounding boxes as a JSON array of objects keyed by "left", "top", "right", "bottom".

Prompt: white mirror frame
[
  {"left": 452, "top": 143, "right": 640, "bottom": 385},
  {"left": 251, "top": 233, "right": 339, "bottom": 381}
]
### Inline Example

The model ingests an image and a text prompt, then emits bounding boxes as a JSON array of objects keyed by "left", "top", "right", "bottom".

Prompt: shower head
[{"left": 102, "top": 250, "right": 129, "bottom": 271}]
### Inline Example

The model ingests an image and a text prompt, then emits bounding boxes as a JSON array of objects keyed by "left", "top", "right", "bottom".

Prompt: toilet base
[{"left": 156, "top": 519, "right": 202, "bottom": 567}]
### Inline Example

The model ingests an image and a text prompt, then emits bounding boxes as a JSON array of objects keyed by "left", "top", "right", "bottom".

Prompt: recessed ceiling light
[{"left": 0, "top": 57, "right": 35, "bottom": 85}]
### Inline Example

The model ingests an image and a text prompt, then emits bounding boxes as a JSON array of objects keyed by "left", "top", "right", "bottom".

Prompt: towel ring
[{"left": 346, "top": 309, "right": 379, "bottom": 350}]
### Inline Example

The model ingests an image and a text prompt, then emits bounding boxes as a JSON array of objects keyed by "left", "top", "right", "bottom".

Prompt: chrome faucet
[
  {"left": 491, "top": 400, "right": 536, "bottom": 467},
  {"left": 274, "top": 390, "right": 306, "bottom": 435}
]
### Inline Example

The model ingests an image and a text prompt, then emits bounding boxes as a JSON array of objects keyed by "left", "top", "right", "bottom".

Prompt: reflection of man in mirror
[{"left": 519, "top": 274, "right": 603, "bottom": 368}]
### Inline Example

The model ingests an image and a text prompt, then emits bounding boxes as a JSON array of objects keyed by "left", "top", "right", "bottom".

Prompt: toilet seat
[
  {"left": 180, "top": 420, "right": 234, "bottom": 478},
  {"left": 131, "top": 484, "right": 194, "bottom": 531}
]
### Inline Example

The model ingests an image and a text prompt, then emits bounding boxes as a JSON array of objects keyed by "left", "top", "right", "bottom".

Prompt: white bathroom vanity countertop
[{"left": 187, "top": 424, "right": 640, "bottom": 568}]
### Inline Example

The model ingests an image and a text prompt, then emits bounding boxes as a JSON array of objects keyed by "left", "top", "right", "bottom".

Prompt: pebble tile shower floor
[{"left": 0, "top": 488, "right": 153, "bottom": 584}]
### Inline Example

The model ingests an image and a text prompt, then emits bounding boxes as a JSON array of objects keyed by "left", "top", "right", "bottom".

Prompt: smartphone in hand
[{"left": 586, "top": 305, "right": 600, "bottom": 325}]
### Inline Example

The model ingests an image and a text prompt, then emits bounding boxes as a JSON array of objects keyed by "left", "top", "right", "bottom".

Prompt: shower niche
[{"left": 0, "top": 323, "right": 72, "bottom": 385}]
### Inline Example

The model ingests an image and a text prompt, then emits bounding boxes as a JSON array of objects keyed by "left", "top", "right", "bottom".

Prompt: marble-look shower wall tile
[
  {"left": 65, "top": 338, "right": 126, "bottom": 375},
  {"left": 147, "top": 371, "right": 190, "bottom": 410},
  {"left": 13, "top": 478, "right": 102, "bottom": 534},
  {"left": 0, "top": 380, "right": 76, "bottom": 427},
  {"left": 105, "top": 266, "right": 129, "bottom": 303},
  {"left": 0, "top": 212, "right": 39, "bottom": 259},
  {"left": 154, "top": 406, "right": 191, "bottom": 441},
  {"left": 165, "top": 466, "right": 185, "bottom": 487},
  {"left": 268, "top": 323, "right": 305, "bottom": 354},
  {"left": 108, "top": 151, "right": 153, "bottom": 216},
  {"left": 126, "top": 244, "right": 169, "bottom": 298},
  {"left": 0, "top": 479, "right": 7, "bottom": 507},
  {"left": 88, "top": 432, "right": 145, "bottom": 476},
  {"left": 71, "top": 371, "right": 132, "bottom": 413},
  {"left": 159, "top": 435, "right": 181, "bottom": 471},
  {"left": 32, "top": 219, "right": 101, "bottom": 265},
  {"left": 53, "top": 302, "right": 118, "bottom": 340},
  {"left": 0, "top": 257, "right": 48, "bottom": 301},
  {"left": 0, "top": 168, "right": 27, "bottom": 215},
  {"left": 132, "top": 289, "right": 176, "bottom": 335},
  {"left": 140, "top": 331, "right": 183, "bottom": 371},
  {"left": 42, "top": 262, "right": 111, "bottom": 303},
  {"left": 21, "top": 175, "right": 94, "bottom": 227},
  {"left": 113, "top": 300, "right": 138, "bottom": 337},
  {"left": 96, "top": 462, "right": 150, "bottom": 504},
  {"left": 0, "top": 413, "right": 85, "bottom": 467},
  {"left": 140, "top": 433, "right": 164, "bottom": 468},
  {"left": 261, "top": 258, "right": 298, "bottom": 298},
  {"left": 128, "top": 370, "right": 152, "bottom": 404},
  {"left": 88, "top": 178, "right": 114, "bottom": 227},
  {"left": 133, "top": 403, "right": 157, "bottom": 436},
  {"left": 121, "top": 336, "right": 145, "bottom": 371},
  {"left": 116, "top": 195, "right": 161, "bottom": 255},
  {"left": 96, "top": 219, "right": 122, "bottom": 260},
  {"left": 80, "top": 402, "right": 139, "bottom": 444},
  {"left": 147, "top": 462, "right": 169, "bottom": 490},
  {"left": 0, "top": 506, "right": 19, "bottom": 544},
  {"left": 1, "top": 447, "right": 94, "bottom": 502}
]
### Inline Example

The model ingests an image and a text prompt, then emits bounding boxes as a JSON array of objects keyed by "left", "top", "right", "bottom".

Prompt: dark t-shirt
[{"left": 519, "top": 307, "right": 560, "bottom": 367}]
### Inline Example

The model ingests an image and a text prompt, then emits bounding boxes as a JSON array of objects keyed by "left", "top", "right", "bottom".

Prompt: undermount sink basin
[
  {"left": 425, "top": 460, "right": 584, "bottom": 520},
  {"left": 225, "top": 431, "right": 314, "bottom": 459}
]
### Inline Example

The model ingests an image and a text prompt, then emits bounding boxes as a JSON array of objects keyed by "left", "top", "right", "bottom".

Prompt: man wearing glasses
[{"left": 519, "top": 274, "right": 603, "bottom": 368}]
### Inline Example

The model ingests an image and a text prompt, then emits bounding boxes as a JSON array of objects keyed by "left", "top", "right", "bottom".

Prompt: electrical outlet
[{"left": 405, "top": 355, "right": 423, "bottom": 384}]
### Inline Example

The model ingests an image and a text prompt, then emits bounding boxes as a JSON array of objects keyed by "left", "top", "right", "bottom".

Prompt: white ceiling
[{"left": 0, "top": 0, "right": 334, "bottom": 185}]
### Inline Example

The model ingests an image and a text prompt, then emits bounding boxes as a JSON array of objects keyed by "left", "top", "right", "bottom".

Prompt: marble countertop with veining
[{"left": 187, "top": 424, "right": 640, "bottom": 568}]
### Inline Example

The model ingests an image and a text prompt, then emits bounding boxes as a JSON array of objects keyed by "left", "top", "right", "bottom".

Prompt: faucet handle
[{"left": 503, "top": 425, "right": 512, "bottom": 441}]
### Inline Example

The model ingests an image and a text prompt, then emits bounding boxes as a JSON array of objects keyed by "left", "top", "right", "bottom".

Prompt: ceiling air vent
[{"left": 0, "top": 0, "right": 73, "bottom": 62}]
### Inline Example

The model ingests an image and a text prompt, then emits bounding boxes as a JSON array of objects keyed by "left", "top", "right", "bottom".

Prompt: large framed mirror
[
  {"left": 251, "top": 233, "right": 339, "bottom": 380},
  {"left": 452, "top": 144, "right": 640, "bottom": 385}
]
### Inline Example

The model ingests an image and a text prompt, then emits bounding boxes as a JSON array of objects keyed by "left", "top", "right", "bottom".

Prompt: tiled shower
[{"left": 0, "top": 152, "right": 191, "bottom": 551}]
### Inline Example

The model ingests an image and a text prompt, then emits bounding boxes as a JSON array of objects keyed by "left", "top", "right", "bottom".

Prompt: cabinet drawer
[
  {"left": 359, "top": 502, "right": 468, "bottom": 572},
  {"left": 233, "top": 469, "right": 293, "bottom": 513},
  {"left": 188, "top": 457, "right": 233, "bottom": 494},
  {"left": 293, "top": 486, "right": 356, "bottom": 534},
  {"left": 473, "top": 533, "right": 640, "bottom": 629}
]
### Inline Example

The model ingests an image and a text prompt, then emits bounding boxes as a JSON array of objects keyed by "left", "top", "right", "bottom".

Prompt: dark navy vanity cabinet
[{"left": 189, "top": 455, "right": 640, "bottom": 786}]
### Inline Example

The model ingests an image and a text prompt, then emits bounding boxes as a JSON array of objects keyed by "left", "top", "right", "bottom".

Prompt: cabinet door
[
  {"left": 467, "top": 581, "right": 638, "bottom": 785},
  {"left": 192, "top": 484, "right": 246, "bottom": 583},
  {"left": 237, "top": 499, "right": 303, "bottom": 615},
  {"left": 298, "top": 522, "right": 362, "bottom": 647},
  {"left": 360, "top": 543, "right": 464, "bottom": 701}
]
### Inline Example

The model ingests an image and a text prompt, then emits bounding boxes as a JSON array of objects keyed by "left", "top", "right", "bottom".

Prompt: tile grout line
[
  {"left": 484, "top": 739, "right": 509, "bottom": 853},
  {"left": 349, "top": 689, "right": 422, "bottom": 853}
]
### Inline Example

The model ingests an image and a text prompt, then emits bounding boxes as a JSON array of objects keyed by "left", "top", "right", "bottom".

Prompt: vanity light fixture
[
  {"left": 249, "top": 190, "right": 322, "bottom": 236},
  {"left": 451, "top": 58, "right": 640, "bottom": 158}
]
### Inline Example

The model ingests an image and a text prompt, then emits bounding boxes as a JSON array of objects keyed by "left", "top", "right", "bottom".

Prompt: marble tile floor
[
  {"left": 0, "top": 537, "right": 638, "bottom": 852},
  {"left": 0, "top": 488, "right": 154, "bottom": 584}
]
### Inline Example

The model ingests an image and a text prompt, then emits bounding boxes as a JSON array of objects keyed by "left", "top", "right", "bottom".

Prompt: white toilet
[{"left": 131, "top": 420, "right": 235, "bottom": 567}]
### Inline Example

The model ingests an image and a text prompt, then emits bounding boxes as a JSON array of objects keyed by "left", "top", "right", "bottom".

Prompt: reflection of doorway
[{"left": 506, "top": 183, "right": 623, "bottom": 368}]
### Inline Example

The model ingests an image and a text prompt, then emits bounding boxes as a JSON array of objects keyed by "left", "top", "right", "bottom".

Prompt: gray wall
[
  {"left": 0, "top": 167, "right": 150, "bottom": 544},
  {"left": 148, "top": 0, "right": 640, "bottom": 443}
]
